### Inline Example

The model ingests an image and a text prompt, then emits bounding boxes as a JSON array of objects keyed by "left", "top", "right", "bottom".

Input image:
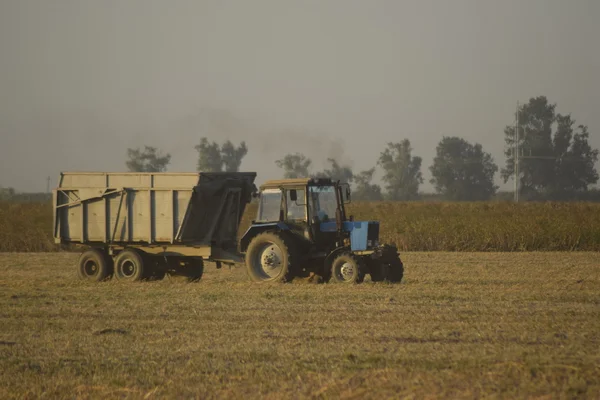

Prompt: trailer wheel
[
  {"left": 144, "top": 256, "right": 166, "bottom": 280},
  {"left": 77, "top": 249, "right": 113, "bottom": 282},
  {"left": 114, "top": 249, "right": 149, "bottom": 282},
  {"left": 245, "top": 232, "right": 297, "bottom": 282},
  {"left": 185, "top": 257, "right": 204, "bottom": 282},
  {"left": 330, "top": 253, "right": 365, "bottom": 284}
]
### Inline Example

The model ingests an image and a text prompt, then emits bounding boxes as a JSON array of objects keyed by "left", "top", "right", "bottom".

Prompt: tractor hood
[{"left": 320, "top": 221, "right": 380, "bottom": 251}]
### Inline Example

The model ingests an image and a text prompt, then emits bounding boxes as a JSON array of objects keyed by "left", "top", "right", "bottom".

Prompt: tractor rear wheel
[
  {"left": 77, "top": 249, "right": 113, "bottom": 282},
  {"left": 114, "top": 249, "right": 150, "bottom": 282},
  {"left": 330, "top": 253, "right": 365, "bottom": 284},
  {"left": 245, "top": 232, "right": 297, "bottom": 282}
]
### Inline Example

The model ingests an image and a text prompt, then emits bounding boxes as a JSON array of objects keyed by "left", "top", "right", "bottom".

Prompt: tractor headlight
[
  {"left": 374, "top": 240, "right": 379, "bottom": 247},
  {"left": 367, "top": 240, "right": 372, "bottom": 247}
]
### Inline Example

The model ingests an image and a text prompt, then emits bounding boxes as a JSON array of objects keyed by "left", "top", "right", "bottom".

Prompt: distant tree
[
  {"left": 552, "top": 117, "right": 599, "bottom": 194},
  {"left": 313, "top": 158, "right": 354, "bottom": 184},
  {"left": 502, "top": 96, "right": 599, "bottom": 198},
  {"left": 377, "top": 139, "right": 423, "bottom": 200},
  {"left": 195, "top": 138, "right": 223, "bottom": 172},
  {"left": 195, "top": 137, "right": 248, "bottom": 172},
  {"left": 275, "top": 153, "right": 312, "bottom": 178},
  {"left": 221, "top": 140, "right": 248, "bottom": 172},
  {"left": 0, "top": 187, "right": 16, "bottom": 201},
  {"left": 429, "top": 136, "right": 498, "bottom": 201},
  {"left": 352, "top": 168, "right": 383, "bottom": 201},
  {"left": 126, "top": 146, "right": 171, "bottom": 172}
]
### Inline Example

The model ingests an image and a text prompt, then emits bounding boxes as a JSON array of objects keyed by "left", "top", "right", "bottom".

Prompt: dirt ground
[{"left": 1, "top": 252, "right": 599, "bottom": 399}]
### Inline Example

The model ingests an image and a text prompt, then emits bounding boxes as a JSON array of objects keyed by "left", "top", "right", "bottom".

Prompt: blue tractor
[{"left": 240, "top": 177, "right": 404, "bottom": 283}]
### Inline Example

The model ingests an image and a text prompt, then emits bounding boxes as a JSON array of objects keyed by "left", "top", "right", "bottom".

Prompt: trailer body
[{"left": 54, "top": 171, "right": 256, "bottom": 281}]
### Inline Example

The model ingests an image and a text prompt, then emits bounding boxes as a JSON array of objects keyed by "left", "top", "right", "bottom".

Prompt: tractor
[{"left": 240, "top": 177, "right": 404, "bottom": 283}]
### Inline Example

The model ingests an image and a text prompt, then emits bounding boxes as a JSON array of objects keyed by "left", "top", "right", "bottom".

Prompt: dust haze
[{"left": 1, "top": 0, "right": 599, "bottom": 192}]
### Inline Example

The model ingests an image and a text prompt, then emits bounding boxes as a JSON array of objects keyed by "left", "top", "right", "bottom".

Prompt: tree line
[{"left": 125, "top": 96, "right": 599, "bottom": 201}]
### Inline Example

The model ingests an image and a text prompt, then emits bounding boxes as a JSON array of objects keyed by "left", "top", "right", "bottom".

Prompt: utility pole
[
  {"left": 46, "top": 176, "right": 51, "bottom": 193},
  {"left": 514, "top": 101, "right": 520, "bottom": 202}
]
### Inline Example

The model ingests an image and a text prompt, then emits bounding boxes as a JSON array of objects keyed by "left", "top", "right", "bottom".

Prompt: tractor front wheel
[{"left": 330, "top": 253, "right": 365, "bottom": 284}]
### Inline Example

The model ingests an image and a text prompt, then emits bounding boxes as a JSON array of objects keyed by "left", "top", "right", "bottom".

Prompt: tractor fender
[
  {"left": 240, "top": 222, "right": 290, "bottom": 253},
  {"left": 323, "top": 246, "right": 352, "bottom": 269}
]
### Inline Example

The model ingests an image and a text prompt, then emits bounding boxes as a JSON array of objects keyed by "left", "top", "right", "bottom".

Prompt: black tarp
[{"left": 178, "top": 172, "right": 256, "bottom": 248}]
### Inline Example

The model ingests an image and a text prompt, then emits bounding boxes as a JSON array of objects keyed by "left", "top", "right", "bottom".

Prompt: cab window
[
  {"left": 257, "top": 189, "right": 282, "bottom": 222},
  {"left": 286, "top": 189, "right": 306, "bottom": 220}
]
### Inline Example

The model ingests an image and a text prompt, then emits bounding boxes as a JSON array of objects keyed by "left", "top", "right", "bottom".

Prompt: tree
[
  {"left": 312, "top": 158, "right": 354, "bottom": 184},
  {"left": 275, "top": 153, "right": 312, "bottom": 178},
  {"left": 221, "top": 140, "right": 248, "bottom": 172},
  {"left": 377, "top": 139, "right": 423, "bottom": 200},
  {"left": 126, "top": 146, "right": 171, "bottom": 172},
  {"left": 195, "top": 137, "right": 248, "bottom": 172},
  {"left": 502, "top": 96, "right": 598, "bottom": 198},
  {"left": 553, "top": 119, "right": 599, "bottom": 194},
  {"left": 0, "top": 187, "right": 15, "bottom": 201},
  {"left": 352, "top": 168, "right": 383, "bottom": 201},
  {"left": 195, "top": 138, "right": 222, "bottom": 172},
  {"left": 429, "top": 137, "right": 498, "bottom": 201}
]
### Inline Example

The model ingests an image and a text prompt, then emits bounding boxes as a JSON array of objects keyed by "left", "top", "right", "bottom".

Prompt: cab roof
[{"left": 260, "top": 177, "right": 334, "bottom": 190}]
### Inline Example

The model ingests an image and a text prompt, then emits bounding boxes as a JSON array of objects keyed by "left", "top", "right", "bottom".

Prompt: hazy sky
[{"left": 1, "top": 0, "right": 599, "bottom": 192}]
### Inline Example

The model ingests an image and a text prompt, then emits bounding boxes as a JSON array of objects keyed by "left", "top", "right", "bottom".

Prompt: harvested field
[
  {"left": 1, "top": 252, "right": 599, "bottom": 398},
  {"left": 3, "top": 201, "right": 600, "bottom": 252}
]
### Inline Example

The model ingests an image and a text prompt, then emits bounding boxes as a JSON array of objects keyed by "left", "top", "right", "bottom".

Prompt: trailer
[{"left": 53, "top": 171, "right": 257, "bottom": 282}]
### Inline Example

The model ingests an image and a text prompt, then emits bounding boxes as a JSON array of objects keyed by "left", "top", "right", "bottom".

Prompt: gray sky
[{"left": 1, "top": 0, "right": 599, "bottom": 192}]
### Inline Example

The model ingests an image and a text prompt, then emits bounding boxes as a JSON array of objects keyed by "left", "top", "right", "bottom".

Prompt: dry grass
[
  {"left": 1, "top": 252, "right": 599, "bottom": 399},
  {"left": 0, "top": 202, "right": 55, "bottom": 252}
]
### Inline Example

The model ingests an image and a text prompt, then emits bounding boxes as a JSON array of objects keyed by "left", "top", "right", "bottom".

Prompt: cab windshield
[{"left": 309, "top": 185, "right": 338, "bottom": 222}]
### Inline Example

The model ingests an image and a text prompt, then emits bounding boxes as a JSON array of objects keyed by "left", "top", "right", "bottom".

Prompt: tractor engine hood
[{"left": 319, "top": 221, "right": 380, "bottom": 251}]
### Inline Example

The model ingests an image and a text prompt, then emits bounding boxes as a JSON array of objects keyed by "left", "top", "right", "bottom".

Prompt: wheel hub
[
  {"left": 122, "top": 260, "right": 136, "bottom": 277},
  {"left": 259, "top": 244, "right": 283, "bottom": 278},
  {"left": 340, "top": 262, "right": 355, "bottom": 280},
  {"left": 83, "top": 260, "right": 98, "bottom": 276}
]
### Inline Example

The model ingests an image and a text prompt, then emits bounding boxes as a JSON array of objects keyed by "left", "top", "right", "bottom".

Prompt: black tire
[
  {"left": 77, "top": 249, "right": 113, "bottom": 282},
  {"left": 152, "top": 270, "right": 167, "bottom": 280},
  {"left": 387, "top": 256, "right": 404, "bottom": 283},
  {"left": 245, "top": 232, "right": 297, "bottom": 282},
  {"left": 368, "top": 259, "right": 386, "bottom": 282},
  {"left": 144, "top": 256, "right": 167, "bottom": 281},
  {"left": 184, "top": 257, "right": 204, "bottom": 282},
  {"left": 330, "top": 253, "right": 365, "bottom": 284},
  {"left": 114, "top": 249, "right": 149, "bottom": 282}
]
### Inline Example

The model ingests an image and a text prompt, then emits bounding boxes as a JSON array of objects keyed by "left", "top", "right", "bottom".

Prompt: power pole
[
  {"left": 46, "top": 176, "right": 51, "bottom": 193},
  {"left": 514, "top": 102, "right": 520, "bottom": 203}
]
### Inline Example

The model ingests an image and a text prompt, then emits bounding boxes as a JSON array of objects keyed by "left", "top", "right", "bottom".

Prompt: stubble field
[{"left": 1, "top": 252, "right": 599, "bottom": 399}]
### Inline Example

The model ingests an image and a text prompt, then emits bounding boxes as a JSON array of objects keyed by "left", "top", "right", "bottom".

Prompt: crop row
[{"left": 2, "top": 201, "right": 600, "bottom": 252}]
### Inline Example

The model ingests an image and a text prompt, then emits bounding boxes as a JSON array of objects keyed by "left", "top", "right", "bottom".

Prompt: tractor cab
[{"left": 248, "top": 178, "right": 351, "bottom": 249}]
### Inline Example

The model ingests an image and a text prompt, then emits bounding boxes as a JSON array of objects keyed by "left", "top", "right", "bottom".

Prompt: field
[
  {"left": 3, "top": 201, "right": 600, "bottom": 252},
  {"left": 1, "top": 252, "right": 599, "bottom": 399}
]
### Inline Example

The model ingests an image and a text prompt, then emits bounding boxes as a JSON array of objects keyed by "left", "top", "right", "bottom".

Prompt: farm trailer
[{"left": 53, "top": 171, "right": 257, "bottom": 282}]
